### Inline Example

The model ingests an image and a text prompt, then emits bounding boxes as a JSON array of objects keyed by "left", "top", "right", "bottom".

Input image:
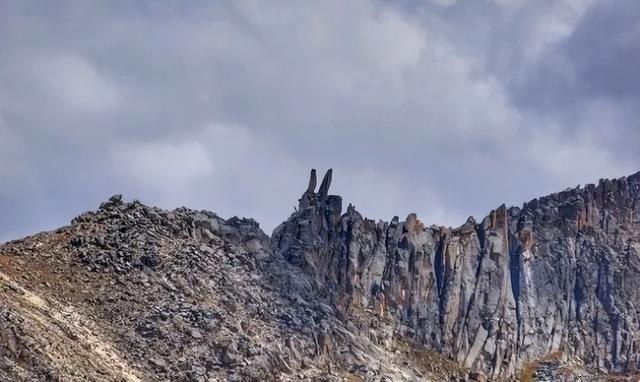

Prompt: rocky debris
[
  {"left": 519, "top": 355, "right": 636, "bottom": 382},
  {"left": 70, "top": 194, "right": 270, "bottom": 274},
  {"left": 1, "top": 169, "right": 640, "bottom": 381},
  {"left": 0, "top": 189, "right": 455, "bottom": 381}
]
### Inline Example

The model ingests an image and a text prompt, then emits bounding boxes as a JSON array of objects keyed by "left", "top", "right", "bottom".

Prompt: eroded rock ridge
[
  {"left": 1, "top": 169, "right": 639, "bottom": 381},
  {"left": 273, "top": 169, "right": 640, "bottom": 379}
]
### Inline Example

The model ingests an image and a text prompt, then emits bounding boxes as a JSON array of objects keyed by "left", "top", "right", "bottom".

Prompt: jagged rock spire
[
  {"left": 306, "top": 169, "right": 317, "bottom": 193},
  {"left": 299, "top": 169, "right": 334, "bottom": 209},
  {"left": 318, "top": 169, "right": 332, "bottom": 197}
]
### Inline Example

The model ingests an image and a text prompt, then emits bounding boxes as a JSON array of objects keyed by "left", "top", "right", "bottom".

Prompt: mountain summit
[{"left": 1, "top": 170, "right": 639, "bottom": 381}]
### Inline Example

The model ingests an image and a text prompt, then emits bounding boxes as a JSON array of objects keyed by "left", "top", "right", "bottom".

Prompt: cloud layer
[{"left": 1, "top": 0, "right": 638, "bottom": 241}]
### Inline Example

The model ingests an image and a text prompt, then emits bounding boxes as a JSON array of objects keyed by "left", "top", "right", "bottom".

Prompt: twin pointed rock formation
[
  {"left": 300, "top": 168, "right": 333, "bottom": 209},
  {"left": 2, "top": 167, "right": 639, "bottom": 380},
  {"left": 304, "top": 168, "right": 333, "bottom": 197},
  {"left": 273, "top": 169, "right": 640, "bottom": 378}
]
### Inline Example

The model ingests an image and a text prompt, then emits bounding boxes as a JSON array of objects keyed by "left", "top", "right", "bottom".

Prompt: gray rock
[
  {"left": 2, "top": 169, "right": 639, "bottom": 381},
  {"left": 273, "top": 170, "right": 640, "bottom": 378}
]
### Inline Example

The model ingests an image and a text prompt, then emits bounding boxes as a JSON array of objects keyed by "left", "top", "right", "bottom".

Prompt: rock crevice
[{"left": 273, "top": 170, "right": 640, "bottom": 378}]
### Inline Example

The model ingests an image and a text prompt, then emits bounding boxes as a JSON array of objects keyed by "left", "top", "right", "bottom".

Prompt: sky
[{"left": 0, "top": 0, "right": 639, "bottom": 241}]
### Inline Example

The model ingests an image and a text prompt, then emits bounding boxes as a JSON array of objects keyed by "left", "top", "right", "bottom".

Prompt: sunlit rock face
[
  {"left": 2, "top": 168, "right": 638, "bottom": 380},
  {"left": 273, "top": 169, "right": 640, "bottom": 378}
]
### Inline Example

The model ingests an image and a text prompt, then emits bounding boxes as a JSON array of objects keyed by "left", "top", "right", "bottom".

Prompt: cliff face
[
  {"left": 1, "top": 170, "right": 639, "bottom": 381},
  {"left": 273, "top": 170, "right": 640, "bottom": 379}
]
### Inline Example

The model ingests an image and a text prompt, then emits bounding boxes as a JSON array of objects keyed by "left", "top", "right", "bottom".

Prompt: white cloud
[
  {"left": 0, "top": 114, "right": 21, "bottom": 178},
  {"left": 427, "top": 0, "right": 459, "bottom": 7},
  {"left": 336, "top": 167, "right": 467, "bottom": 227},
  {"left": 0, "top": 0, "right": 636, "bottom": 240},
  {"left": 110, "top": 140, "right": 213, "bottom": 204},
  {"left": 525, "top": 0, "right": 595, "bottom": 61},
  {"left": 527, "top": 130, "right": 630, "bottom": 186},
  {"left": 359, "top": 10, "right": 425, "bottom": 74},
  {"left": 36, "top": 54, "right": 122, "bottom": 113}
]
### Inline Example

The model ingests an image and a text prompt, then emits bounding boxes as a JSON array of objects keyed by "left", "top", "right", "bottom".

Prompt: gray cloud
[{"left": 0, "top": 0, "right": 638, "bottom": 242}]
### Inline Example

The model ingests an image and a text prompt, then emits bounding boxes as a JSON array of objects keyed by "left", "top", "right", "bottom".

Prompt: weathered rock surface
[
  {"left": 0, "top": 194, "right": 457, "bottom": 381},
  {"left": 1, "top": 170, "right": 639, "bottom": 381},
  {"left": 273, "top": 169, "right": 640, "bottom": 380}
]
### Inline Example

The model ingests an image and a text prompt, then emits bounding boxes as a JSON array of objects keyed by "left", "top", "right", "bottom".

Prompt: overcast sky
[{"left": 1, "top": 0, "right": 639, "bottom": 241}]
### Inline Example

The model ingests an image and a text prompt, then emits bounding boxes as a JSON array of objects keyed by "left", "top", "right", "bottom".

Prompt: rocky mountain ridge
[
  {"left": 272, "top": 169, "right": 640, "bottom": 380},
  {"left": 0, "top": 194, "right": 458, "bottom": 381},
  {"left": 1, "top": 170, "right": 639, "bottom": 381}
]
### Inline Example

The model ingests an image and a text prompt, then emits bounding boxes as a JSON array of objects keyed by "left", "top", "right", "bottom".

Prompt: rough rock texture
[
  {"left": 1, "top": 170, "right": 640, "bottom": 381},
  {"left": 273, "top": 170, "right": 640, "bottom": 380},
  {"left": 0, "top": 195, "right": 460, "bottom": 381}
]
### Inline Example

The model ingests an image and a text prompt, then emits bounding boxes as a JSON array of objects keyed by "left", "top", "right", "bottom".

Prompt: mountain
[{"left": 1, "top": 170, "right": 639, "bottom": 381}]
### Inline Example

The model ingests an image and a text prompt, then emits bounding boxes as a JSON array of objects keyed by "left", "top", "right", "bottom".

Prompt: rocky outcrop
[
  {"left": 1, "top": 169, "right": 639, "bottom": 381},
  {"left": 273, "top": 169, "right": 640, "bottom": 378},
  {"left": 0, "top": 191, "right": 459, "bottom": 381}
]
